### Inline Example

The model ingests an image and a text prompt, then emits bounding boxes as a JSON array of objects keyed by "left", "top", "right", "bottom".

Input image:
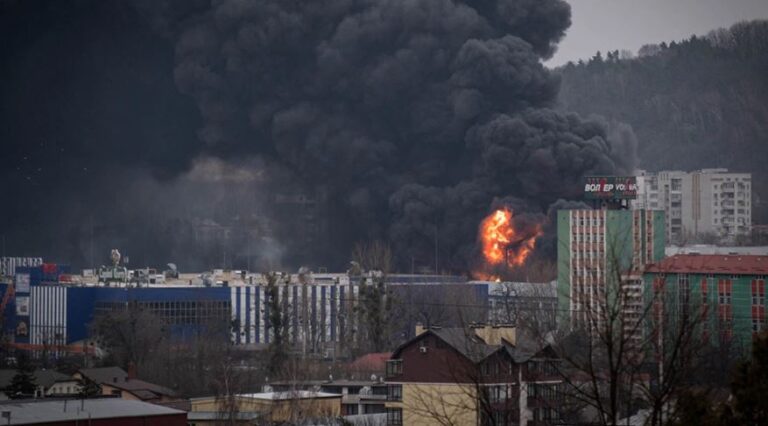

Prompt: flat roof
[
  {"left": 646, "top": 254, "right": 768, "bottom": 275},
  {"left": 270, "top": 380, "right": 383, "bottom": 387},
  {"left": 187, "top": 411, "right": 261, "bottom": 421},
  {"left": 193, "top": 391, "right": 341, "bottom": 401},
  {"left": 0, "top": 398, "right": 184, "bottom": 424}
]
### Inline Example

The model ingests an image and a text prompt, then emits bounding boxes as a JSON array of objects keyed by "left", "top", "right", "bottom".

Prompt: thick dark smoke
[{"left": 0, "top": 0, "right": 635, "bottom": 273}]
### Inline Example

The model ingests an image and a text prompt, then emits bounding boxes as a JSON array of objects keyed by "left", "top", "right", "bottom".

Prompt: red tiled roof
[
  {"left": 348, "top": 352, "right": 391, "bottom": 372},
  {"left": 646, "top": 254, "right": 768, "bottom": 275}
]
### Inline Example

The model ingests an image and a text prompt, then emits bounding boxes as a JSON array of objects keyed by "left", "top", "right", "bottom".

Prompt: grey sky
[{"left": 547, "top": 0, "right": 768, "bottom": 67}]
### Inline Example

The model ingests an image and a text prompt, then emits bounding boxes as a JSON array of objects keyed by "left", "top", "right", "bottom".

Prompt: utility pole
[
  {"left": 434, "top": 224, "right": 439, "bottom": 275},
  {"left": 89, "top": 215, "right": 94, "bottom": 269}
]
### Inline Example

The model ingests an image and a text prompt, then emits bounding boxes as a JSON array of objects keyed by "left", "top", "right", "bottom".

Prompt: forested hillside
[{"left": 557, "top": 20, "right": 768, "bottom": 224}]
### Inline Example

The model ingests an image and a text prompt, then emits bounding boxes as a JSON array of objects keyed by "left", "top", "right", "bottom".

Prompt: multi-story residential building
[
  {"left": 644, "top": 254, "right": 768, "bottom": 349},
  {"left": 635, "top": 169, "right": 752, "bottom": 243},
  {"left": 557, "top": 209, "right": 666, "bottom": 331},
  {"left": 385, "top": 325, "right": 561, "bottom": 426},
  {"left": 635, "top": 170, "right": 686, "bottom": 241}
]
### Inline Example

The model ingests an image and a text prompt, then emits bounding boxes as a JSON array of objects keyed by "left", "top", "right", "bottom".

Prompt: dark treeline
[{"left": 557, "top": 20, "right": 768, "bottom": 224}]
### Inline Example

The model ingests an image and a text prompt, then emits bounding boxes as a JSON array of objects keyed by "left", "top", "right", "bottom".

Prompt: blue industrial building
[{"left": 2, "top": 267, "right": 493, "bottom": 356}]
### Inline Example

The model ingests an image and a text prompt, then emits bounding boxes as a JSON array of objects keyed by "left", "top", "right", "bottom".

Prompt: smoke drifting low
[{"left": 0, "top": 0, "right": 635, "bottom": 272}]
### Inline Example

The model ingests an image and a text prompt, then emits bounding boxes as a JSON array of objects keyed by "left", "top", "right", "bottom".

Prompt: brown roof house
[
  {"left": 73, "top": 366, "right": 179, "bottom": 403},
  {"left": 384, "top": 325, "right": 563, "bottom": 426}
]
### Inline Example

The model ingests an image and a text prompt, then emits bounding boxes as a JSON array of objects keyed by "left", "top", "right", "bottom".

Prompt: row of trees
[{"left": 558, "top": 19, "right": 768, "bottom": 225}]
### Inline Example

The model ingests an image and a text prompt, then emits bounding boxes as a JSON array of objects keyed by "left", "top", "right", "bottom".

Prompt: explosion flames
[{"left": 479, "top": 208, "right": 542, "bottom": 272}]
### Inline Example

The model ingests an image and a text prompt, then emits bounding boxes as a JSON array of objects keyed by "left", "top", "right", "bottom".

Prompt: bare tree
[
  {"left": 352, "top": 242, "right": 396, "bottom": 355},
  {"left": 265, "top": 272, "right": 291, "bottom": 376},
  {"left": 525, "top": 231, "right": 712, "bottom": 425},
  {"left": 640, "top": 276, "right": 711, "bottom": 426},
  {"left": 212, "top": 348, "right": 244, "bottom": 426},
  {"left": 89, "top": 301, "right": 168, "bottom": 371},
  {"left": 352, "top": 241, "right": 393, "bottom": 274}
]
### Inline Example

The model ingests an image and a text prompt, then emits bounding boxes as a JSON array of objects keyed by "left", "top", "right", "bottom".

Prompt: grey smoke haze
[{"left": 0, "top": 0, "right": 634, "bottom": 272}]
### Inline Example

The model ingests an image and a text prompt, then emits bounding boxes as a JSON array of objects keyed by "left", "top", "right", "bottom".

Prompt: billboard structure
[{"left": 584, "top": 176, "right": 638, "bottom": 200}]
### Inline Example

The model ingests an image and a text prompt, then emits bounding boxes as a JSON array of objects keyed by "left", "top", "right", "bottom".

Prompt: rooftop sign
[{"left": 584, "top": 176, "right": 637, "bottom": 200}]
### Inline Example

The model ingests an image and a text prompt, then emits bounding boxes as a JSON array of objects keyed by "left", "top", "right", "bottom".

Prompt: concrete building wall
[
  {"left": 191, "top": 395, "right": 341, "bottom": 423},
  {"left": 387, "top": 383, "right": 478, "bottom": 426},
  {"left": 635, "top": 169, "right": 752, "bottom": 243}
]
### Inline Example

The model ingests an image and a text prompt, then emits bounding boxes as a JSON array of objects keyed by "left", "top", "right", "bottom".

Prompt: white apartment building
[{"left": 634, "top": 169, "right": 752, "bottom": 243}]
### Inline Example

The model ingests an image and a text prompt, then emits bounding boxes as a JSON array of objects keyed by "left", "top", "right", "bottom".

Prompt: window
[
  {"left": 529, "top": 383, "right": 561, "bottom": 400},
  {"left": 718, "top": 279, "right": 732, "bottom": 305},
  {"left": 482, "top": 362, "right": 491, "bottom": 376},
  {"left": 679, "top": 275, "right": 690, "bottom": 317},
  {"left": 534, "top": 407, "right": 558, "bottom": 423},
  {"left": 752, "top": 279, "right": 765, "bottom": 306},
  {"left": 386, "top": 408, "right": 403, "bottom": 426},
  {"left": 386, "top": 360, "right": 403, "bottom": 377},
  {"left": 484, "top": 385, "right": 510, "bottom": 403},
  {"left": 493, "top": 410, "right": 511, "bottom": 426},
  {"left": 752, "top": 278, "right": 765, "bottom": 332},
  {"left": 387, "top": 384, "right": 402, "bottom": 401},
  {"left": 529, "top": 360, "right": 558, "bottom": 377}
]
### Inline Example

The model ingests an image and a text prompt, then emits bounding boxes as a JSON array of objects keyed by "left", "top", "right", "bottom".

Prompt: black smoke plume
[{"left": 0, "top": 0, "right": 634, "bottom": 273}]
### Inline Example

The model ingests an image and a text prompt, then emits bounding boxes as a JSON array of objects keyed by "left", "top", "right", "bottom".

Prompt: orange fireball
[{"left": 479, "top": 208, "right": 542, "bottom": 268}]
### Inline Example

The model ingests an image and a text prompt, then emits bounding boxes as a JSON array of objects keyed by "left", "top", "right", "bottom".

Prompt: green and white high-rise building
[{"left": 557, "top": 208, "right": 666, "bottom": 329}]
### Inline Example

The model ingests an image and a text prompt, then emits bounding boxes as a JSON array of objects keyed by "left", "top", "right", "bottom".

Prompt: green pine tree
[
  {"left": 7, "top": 354, "right": 37, "bottom": 398},
  {"left": 78, "top": 379, "right": 101, "bottom": 398}
]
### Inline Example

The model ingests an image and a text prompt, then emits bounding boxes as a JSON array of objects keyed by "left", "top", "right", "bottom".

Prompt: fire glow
[{"left": 479, "top": 208, "right": 542, "bottom": 269}]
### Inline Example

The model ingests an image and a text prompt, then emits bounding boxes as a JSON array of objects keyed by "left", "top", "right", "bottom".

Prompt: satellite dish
[{"left": 167, "top": 263, "right": 177, "bottom": 272}]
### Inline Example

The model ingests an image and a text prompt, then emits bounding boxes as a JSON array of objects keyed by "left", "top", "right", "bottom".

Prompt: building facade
[
  {"left": 385, "top": 326, "right": 562, "bottom": 426},
  {"left": 644, "top": 254, "right": 768, "bottom": 349},
  {"left": 557, "top": 209, "right": 665, "bottom": 331},
  {"left": 635, "top": 169, "right": 752, "bottom": 243}
]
